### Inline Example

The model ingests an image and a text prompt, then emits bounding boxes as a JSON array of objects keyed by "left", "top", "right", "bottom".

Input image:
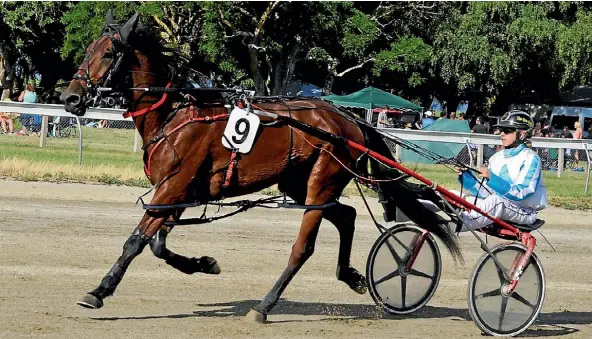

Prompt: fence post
[
  {"left": 75, "top": 116, "right": 83, "bottom": 166},
  {"left": 134, "top": 130, "right": 142, "bottom": 152},
  {"left": 585, "top": 143, "right": 591, "bottom": 194},
  {"left": 477, "top": 144, "right": 484, "bottom": 168},
  {"left": 39, "top": 115, "right": 49, "bottom": 147},
  {"left": 395, "top": 144, "right": 402, "bottom": 162},
  {"left": 558, "top": 148, "right": 564, "bottom": 178}
]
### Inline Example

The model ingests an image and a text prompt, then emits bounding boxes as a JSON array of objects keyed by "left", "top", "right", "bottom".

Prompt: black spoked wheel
[
  {"left": 468, "top": 243, "right": 545, "bottom": 336},
  {"left": 366, "top": 223, "right": 442, "bottom": 315}
]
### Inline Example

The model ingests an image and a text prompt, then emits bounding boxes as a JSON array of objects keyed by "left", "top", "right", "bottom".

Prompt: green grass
[{"left": 1, "top": 128, "right": 591, "bottom": 209}]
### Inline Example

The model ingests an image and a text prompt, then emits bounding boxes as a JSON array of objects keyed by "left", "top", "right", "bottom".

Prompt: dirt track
[{"left": 0, "top": 179, "right": 591, "bottom": 338}]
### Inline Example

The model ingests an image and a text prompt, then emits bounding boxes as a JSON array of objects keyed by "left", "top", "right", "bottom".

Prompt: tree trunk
[
  {"left": 270, "top": 42, "right": 302, "bottom": 96},
  {"left": 247, "top": 36, "right": 268, "bottom": 96},
  {"left": 323, "top": 75, "right": 334, "bottom": 95},
  {"left": 0, "top": 44, "right": 14, "bottom": 100}
]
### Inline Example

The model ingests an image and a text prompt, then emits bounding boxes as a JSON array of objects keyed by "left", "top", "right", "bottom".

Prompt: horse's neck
[{"left": 128, "top": 68, "right": 169, "bottom": 146}]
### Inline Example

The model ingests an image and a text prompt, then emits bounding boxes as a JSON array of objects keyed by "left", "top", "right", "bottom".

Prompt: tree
[
  {"left": 430, "top": 2, "right": 586, "bottom": 114},
  {"left": 0, "top": 1, "right": 74, "bottom": 99}
]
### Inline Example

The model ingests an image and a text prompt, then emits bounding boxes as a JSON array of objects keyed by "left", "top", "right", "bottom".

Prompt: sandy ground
[{"left": 0, "top": 179, "right": 591, "bottom": 339}]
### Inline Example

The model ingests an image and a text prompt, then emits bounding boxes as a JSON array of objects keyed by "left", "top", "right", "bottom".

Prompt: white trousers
[{"left": 417, "top": 191, "right": 537, "bottom": 232}]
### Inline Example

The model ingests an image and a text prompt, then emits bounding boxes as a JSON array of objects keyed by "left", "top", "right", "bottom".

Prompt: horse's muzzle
[{"left": 60, "top": 92, "right": 87, "bottom": 116}]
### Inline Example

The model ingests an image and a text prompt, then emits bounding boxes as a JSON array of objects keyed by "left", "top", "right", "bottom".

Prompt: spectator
[
  {"left": 17, "top": 81, "right": 39, "bottom": 136},
  {"left": 377, "top": 106, "right": 389, "bottom": 128},
  {"left": 471, "top": 117, "right": 488, "bottom": 134},
  {"left": 561, "top": 126, "right": 573, "bottom": 167},
  {"left": 0, "top": 98, "right": 15, "bottom": 134},
  {"left": 561, "top": 126, "right": 573, "bottom": 139},
  {"left": 422, "top": 110, "right": 435, "bottom": 129},
  {"left": 573, "top": 121, "right": 583, "bottom": 168}
]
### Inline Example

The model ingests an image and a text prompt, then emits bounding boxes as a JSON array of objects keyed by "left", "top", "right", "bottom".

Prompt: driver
[{"left": 455, "top": 110, "right": 548, "bottom": 231}]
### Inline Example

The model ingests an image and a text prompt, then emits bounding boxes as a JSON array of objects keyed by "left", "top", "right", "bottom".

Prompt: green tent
[
  {"left": 401, "top": 118, "right": 471, "bottom": 164},
  {"left": 321, "top": 86, "right": 423, "bottom": 111}
]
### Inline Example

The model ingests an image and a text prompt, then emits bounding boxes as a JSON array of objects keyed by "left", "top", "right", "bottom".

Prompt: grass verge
[{"left": 1, "top": 130, "right": 591, "bottom": 210}]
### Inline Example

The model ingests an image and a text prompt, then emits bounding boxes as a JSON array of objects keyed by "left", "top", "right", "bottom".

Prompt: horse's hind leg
[
  {"left": 246, "top": 152, "right": 348, "bottom": 323},
  {"left": 246, "top": 208, "right": 323, "bottom": 322},
  {"left": 323, "top": 203, "right": 367, "bottom": 294},
  {"left": 150, "top": 225, "right": 221, "bottom": 275}
]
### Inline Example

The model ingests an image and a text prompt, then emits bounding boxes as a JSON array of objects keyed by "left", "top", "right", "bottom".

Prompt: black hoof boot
[
  {"left": 199, "top": 256, "right": 221, "bottom": 275},
  {"left": 77, "top": 293, "right": 104, "bottom": 309},
  {"left": 337, "top": 266, "right": 367, "bottom": 294}
]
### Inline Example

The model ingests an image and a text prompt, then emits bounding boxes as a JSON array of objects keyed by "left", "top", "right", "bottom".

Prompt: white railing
[
  {"left": 0, "top": 101, "right": 140, "bottom": 165},
  {"left": 0, "top": 102, "right": 589, "bottom": 190},
  {"left": 379, "top": 127, "right": 592, "bottom": 193}
]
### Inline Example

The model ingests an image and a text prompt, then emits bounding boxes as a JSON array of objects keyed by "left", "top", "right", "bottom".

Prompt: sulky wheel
[
  {"left": 467, "top": 243, "right": 545, "bottom": 337},
  {"left": 366, "top": 223, "right": 442, "bottom": 315}
]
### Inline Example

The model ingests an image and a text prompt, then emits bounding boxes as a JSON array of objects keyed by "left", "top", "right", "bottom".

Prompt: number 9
[{"left": 232, "top": 118, "right": 251, "bottom": 144}]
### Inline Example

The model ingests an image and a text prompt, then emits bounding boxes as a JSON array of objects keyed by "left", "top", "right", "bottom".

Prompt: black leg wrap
[
  {"left": 165, "top": 255, "right": 221, "bottom": 275},
  {"left": 90, "top": 229, "right": 149, "bottom": 300},
  {"left": 150, "top": 228, "right": 220, "bottom": 275},
  {"left": 150, "top": 228, "right": 172, "bottom": 259},
  {"left": 336, "top": 265, "right": 367, "bottom": 295}
]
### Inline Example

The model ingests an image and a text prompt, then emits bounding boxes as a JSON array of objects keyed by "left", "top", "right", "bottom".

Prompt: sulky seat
[{"left": 503, "top": 218, "right": 545, "bottom": 232}]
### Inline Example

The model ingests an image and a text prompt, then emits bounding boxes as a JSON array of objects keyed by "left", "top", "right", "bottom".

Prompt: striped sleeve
[
  {"left": 487, "top": 153, "right": 542, "bottom": 201},
  {"left": 457, "top": 171, "right": 491, "bottom": 199}
]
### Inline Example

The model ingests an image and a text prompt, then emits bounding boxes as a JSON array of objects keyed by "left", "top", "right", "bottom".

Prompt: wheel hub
[{"left": 399, "top": 263, "right": 410, "bottom": 276}]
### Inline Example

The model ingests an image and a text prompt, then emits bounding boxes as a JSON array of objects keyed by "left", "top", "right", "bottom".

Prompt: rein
[
  {"left": 123, "top": 82, "right": 172, "bottom": 118},
  {"left": 142, "top": 102, "right": 231, "bottom": 178}
]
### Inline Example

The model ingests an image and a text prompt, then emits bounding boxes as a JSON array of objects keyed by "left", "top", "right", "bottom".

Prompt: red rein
[
  {"left": 123, "top": 88, "right": 230, "bottom": 178},
  {"left": 123, "top": 83, "right": 172, "bottom": 119}
]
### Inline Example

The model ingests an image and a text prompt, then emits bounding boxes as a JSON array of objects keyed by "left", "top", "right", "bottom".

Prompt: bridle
[{"left": 73, "top": 26, "right": 131, "bottom": 109}]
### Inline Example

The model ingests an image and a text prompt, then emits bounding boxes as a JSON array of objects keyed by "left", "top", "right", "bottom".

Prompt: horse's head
[{"left": 61, "top": 10, "right": 140, "bottom": 116}]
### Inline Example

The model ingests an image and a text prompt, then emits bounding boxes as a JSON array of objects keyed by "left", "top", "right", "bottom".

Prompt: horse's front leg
[
  {"left": 77, "top": 209, "right": 169, "bottom": 309},
  {"left": 149, "top": 225, "right": 221, "bottom": 275}
]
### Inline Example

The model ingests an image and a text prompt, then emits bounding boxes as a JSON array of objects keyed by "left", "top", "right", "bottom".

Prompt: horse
[{"left": 60, "top": 11, "right": 461, "bottom": 322}]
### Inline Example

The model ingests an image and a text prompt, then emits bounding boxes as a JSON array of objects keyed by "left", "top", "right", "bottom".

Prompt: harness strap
[
  {"left": 123, "top": 82, "right": 172, "bottom": 118},
  {"left": 143, "top": 105, "right": 230, "bottom": 178},
  {"left": 222, "top": 150, "right": 239, "bottom": 189}
]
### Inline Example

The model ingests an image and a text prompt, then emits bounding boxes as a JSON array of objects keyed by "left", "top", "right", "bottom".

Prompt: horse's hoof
[
  {"left": 245, "top": 309, "right": 267, "bottom": 323},
  {"left": 201, "top": 256, "right": 221, "bottom": 275},
  {"left": 352, "top": 283, "right": 368, "bottom": 295},
  {"left": 337, "top": 266, "right": 368, "bottom": 295},
  {"left": 77, "top": 294, "right": 103, "bottom": 309}
]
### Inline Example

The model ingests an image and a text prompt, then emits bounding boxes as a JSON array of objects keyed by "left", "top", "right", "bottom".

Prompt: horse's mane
[{"left": 109, "top": 23, "right": 209, "bottom": 89}]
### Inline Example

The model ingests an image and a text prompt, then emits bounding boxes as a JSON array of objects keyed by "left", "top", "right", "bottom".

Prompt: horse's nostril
[{"left": 66, "top": 94, "right": 81, "bottom": 106}]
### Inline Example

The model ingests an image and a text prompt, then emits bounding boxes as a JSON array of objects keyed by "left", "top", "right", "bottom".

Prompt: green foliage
[
  {"left": 2, "top": 1, "right": 592, "bottom": 111},
  {"left": 61, "top": 2, "right": 160, "bottom": 61},
  {"left": 373, "top": 36, "right": 432, "bottom": 88},
  {"left": 342, "top": 9, "right": 379, "bottom": 59},
  {"left": 556, "top": 10, "right": 592, "bottom": 89}
]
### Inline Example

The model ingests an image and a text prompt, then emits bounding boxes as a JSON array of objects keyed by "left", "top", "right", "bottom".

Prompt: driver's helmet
[{"left": 493, "top": 110, "right": 534, "bottom": 133}]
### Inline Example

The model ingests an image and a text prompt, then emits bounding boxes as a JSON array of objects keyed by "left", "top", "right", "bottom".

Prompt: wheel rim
[
  {"left": 469, "top": 244, "right": 545, "bottom": 336},
  {"left": 367, "top": 225, "right": 441, "bottom": 314}
]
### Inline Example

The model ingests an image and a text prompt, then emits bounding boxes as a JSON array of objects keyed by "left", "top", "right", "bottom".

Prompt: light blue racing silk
[{"left": 458, "top": 144, "right": 547, "bottom": 211}]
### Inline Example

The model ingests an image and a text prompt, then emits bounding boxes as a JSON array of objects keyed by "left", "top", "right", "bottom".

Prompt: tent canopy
[
  {"left": 321, "top": 86, "right": 423, "bottom": 111},
  {"left": 401, "top": 118, "right": 471, "bottom": 164}
]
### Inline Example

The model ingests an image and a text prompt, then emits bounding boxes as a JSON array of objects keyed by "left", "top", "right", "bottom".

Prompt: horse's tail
[{"left": 360, "top": 126, "right": 463, "bottom": 262}]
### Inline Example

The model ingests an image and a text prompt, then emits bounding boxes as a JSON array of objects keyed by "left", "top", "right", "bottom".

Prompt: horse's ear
[
  {"left": 105, "top": 9, "right": 115, "bottom": 26},
  {"left": 119, "top": 11, "right": 139, "bottom": 44}
]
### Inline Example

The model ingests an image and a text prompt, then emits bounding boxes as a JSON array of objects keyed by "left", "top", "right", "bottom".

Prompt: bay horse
[{"left": 60, "top": 11, "right": 461, "bottom": 322}]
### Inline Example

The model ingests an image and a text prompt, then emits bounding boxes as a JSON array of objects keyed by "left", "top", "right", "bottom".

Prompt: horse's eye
[{"left": 103, "top": 51, "right": 113, "bottom": 59}]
